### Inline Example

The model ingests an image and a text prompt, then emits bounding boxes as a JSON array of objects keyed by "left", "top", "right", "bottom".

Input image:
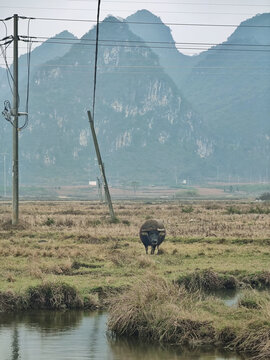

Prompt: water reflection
[
  {"left": 12, "top": 327, "right": 19, "bottom": 360},
  {"left": 0, "top": 311, "right": 247, "bottom": 360},
  {"left": 109, "top": 337, "right": 246, "bottom": 360},
  {"left": 210, "top": 289, "right": 240, "bottom": 307},
  {"left": 0, "top": 310, "right": 83, "bottom": 332}
]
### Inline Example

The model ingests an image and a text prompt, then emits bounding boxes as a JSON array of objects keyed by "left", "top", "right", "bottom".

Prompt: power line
[
  {"left": 20, "top": 18, "right": 32, "bottom": 131},
  {"left": 23, "top": 16, "right": 270, "bottom": 28},
  {"left": 20, "top": 35, "right": 270, "bottom": 48},
  {"left": 0, "top": 6, "right": 264, "bottom": 16},
  {"left": 92, "top": 0, "right": 101, "bottom": 122},
  {"left": 68, "top": 0, "right": 270, "bottom": 6},
  {"left": 2, "top": 2, "right": 270, "bottom": 8},
  {"left": 20, "top": 38, "right": 270, "bottom": 52},
  {"left": 0, "top": 64, "right": 269, "bottom": 75},
  {"left": 0, "top": 42, "right": 14, "bottom": 98},
  {"left": 9, "top": 64, "right": 269, "bottom": 70},
  {"left": 0, "top": 19, "right": 14, "bottom": 99},
  {"left": 0, "top": 16, "right": 13, "bottom": 22}
]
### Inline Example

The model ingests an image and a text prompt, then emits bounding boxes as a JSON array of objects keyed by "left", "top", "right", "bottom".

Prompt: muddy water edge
[{"left": 0, "top": 311, "right": 246, "bottom": 360}]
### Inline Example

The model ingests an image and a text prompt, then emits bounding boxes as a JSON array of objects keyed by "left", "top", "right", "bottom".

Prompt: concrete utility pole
[
  {"left": 12, "top": 14, "right": 19, "bottom": 225},
  {"left": 87, "top": 110, "right": 116, "bottom": 221},
  {"left": 97, "top": 177, "right": 103, "bottom": 202}
]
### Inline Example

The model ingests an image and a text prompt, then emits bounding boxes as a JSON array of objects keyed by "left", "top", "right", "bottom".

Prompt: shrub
[
  {"left": 86, "top": 219, "right": 102, "bottom": 227},
  {"left": 176, "top": 189, "right": 199, "bottom": 198},
  {"left": 27, "top": 282, "right": 83, "bottom": 309},
  {"left": 0, "top": 290, "right": 27, "bottom": 312},
  {"left": 177, "top": 269, "right": 238, "bottom": 292},
  {"left": 109, "top": 217, "right": 120, "bottom": 224},
  {"left": 258, "top": 192, "right": 270, "bottom": 201},
  {"left": 122, "top": 219, "right": 130, "bottom": 226},
  {"left": 44, "top": 217, "right": 55, "bottom": 226},
  {"left": 226, "top": 206, "right": 242, "bottom": 214},
  {"left": 181, "top": 206, "right": 194, "bottom": 213},
  {"left": 248, "top": 206, "right": 270, "bottom": 214}
]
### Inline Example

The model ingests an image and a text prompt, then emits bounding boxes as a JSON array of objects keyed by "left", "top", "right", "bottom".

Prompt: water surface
[{"left": 0, "top": 311, "right": 247, "bottom": 360}]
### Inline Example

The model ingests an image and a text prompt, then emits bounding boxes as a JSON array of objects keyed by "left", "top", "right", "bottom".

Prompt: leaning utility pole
[
  {"left": 87, "top": 110, "right": 116, "bottom": 221},
  {"left": 12, "top": 14, "right": 19, "bottom": 225},
  {"left": 96, "top": 177, "right": 103, "bottom": 203}
]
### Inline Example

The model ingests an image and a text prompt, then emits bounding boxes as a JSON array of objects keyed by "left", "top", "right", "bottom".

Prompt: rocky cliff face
[
  {"left": 182, "top": 13, "right": 270, "bottom": 180},
  {"left": 123, "top": 11, "right": 270, "bottom": 182},
  {"left": 0, "top": 16, "right": 208, "bottom": 185}
]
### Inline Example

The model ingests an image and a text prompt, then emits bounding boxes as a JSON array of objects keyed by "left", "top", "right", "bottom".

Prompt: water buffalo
[{"left": 139, "top": 219, "right": 166, "bottom": 254}]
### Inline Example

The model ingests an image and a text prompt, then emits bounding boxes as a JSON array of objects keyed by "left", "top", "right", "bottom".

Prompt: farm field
[{"left": 0, "top": 199, "right": 270, "bottom": 295}]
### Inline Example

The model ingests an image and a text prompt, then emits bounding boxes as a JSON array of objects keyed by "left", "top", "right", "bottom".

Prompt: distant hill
[
  {"left": 1, "top": 12, "right": 269, "bottom": 186},
  {"left": 126, "top": 10, "right": 202, "bottom": 88},
  {"left": 0, "top": 16, "right": 208, "bottom": 185},
  {"left": 0, "top": 31, "right": 77, "bottom": 113},
  {"left": 183, "top": 13, "right": 270, "bottom": 180}
]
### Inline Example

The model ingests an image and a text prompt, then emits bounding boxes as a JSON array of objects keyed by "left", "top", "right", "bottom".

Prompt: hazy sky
[{"left": 0, "top": 0, "right": 270, "bottom": 62}]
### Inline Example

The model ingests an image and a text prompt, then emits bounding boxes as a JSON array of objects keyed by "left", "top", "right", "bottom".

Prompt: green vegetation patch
[
  {"left": 177, "top": 269, "right": 238, "bottom": 292},
  {"left": 0, "top": 282, "right": 99, "bottom": 312},
  {"left": 177, "top": 269, "right": 270, "bottom": 292}
]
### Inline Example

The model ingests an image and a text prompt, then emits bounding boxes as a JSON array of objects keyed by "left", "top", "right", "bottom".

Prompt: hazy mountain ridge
[
  {"left": 11, "top": 16, "right": 207, "bottom": 185},
  {"left": 1, "top": 11, "right": 269, "bottom": 186},
  {"left": 126, "top": 10, "right": 202, "bottom": 88},
  {"left": 0, "top": 31, "right": 77, "bottom": 100},
  {"left": 182, "top": 13, "right": 270, "bottom": 179}
]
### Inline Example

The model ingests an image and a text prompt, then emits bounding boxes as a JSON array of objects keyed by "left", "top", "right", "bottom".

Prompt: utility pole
[
  {"left": 87, "top": 110, "right": 116, "bottom": 221},
  {"left": 12, "top": 14, "right": 19, "bottom": 225},
  {"left": 97, "top": 177, "right": 103, "bottom": 203}
]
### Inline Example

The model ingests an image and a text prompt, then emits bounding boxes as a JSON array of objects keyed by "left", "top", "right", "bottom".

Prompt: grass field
[{"left": 0, "top": 199, "right": 270, "bottom": 295}]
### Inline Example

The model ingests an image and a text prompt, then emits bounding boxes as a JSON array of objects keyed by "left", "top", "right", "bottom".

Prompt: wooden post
[{"left": 87, "top": 110, "right": 116, "bottom": 221}]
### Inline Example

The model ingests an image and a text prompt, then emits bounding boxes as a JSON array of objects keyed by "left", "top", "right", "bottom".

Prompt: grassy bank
[{"left": 108, "top": 276, "right": 270, "bottom": 359}]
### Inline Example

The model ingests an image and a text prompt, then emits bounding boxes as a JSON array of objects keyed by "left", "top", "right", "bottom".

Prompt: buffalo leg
[{"left": 145, "top": 246, "right": 148, "bottom": 254}]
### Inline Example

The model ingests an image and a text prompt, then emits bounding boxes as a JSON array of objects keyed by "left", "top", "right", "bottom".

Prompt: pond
[{"left": 0, "top": 311, "right": 247, "bottom": 360}]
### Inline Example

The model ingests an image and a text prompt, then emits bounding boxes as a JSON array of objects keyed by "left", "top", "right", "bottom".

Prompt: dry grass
[
  {"left": 109, "top": 276, "right": 270, "bottom": 359},
  {"left": 108, "top": 275, "right": 214, "bottom": 346},
  {"left": 0, "top": 199, "right": 270, "bottom": 298}
]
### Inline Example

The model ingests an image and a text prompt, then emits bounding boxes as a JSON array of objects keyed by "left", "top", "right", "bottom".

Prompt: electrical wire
[
  {"left": 68, "top": 1, "right": 270, "bottom": 6},
  {"left": 0, "top": 6, "right": 265, "bottom": 16},
  {"left": 19, "top": 18, "right": 32, "bottom": 131},
  {"left": 23, "top": 15, "right": 270, "bottom": 28},
  {"left": 20, "top": 34, "right": 270, "bottom": 48},
  {"left": 0, "top": 19, "right": 14, "bottom": 99},
  {"left": 92, "top": 0, "right": 101, "bottom": 122},
  {"left": 0, "top": 44, "right": 14, "bottom": 101},
  {"left": 8, "top": 63, "right": 268, "bottom": 70},
  {"left": 20, "top": 38, "right": 270, "bottom": 52},
  {"left": 0, "top": 17, "right": 22, "bottom": 128}
]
